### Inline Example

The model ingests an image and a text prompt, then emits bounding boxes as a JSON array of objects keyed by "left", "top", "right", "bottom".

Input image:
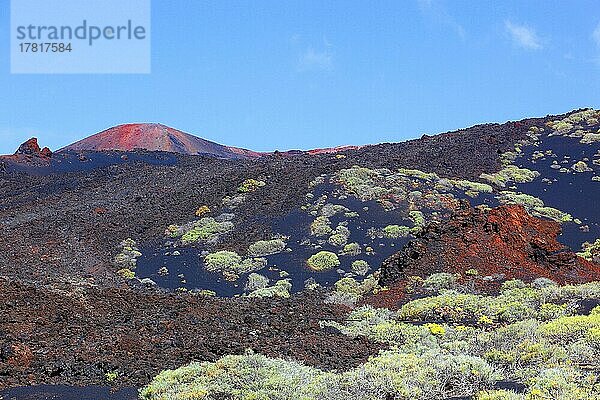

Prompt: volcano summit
[{"left": 60, "top": 123, "right": 261, "bottom": 159}]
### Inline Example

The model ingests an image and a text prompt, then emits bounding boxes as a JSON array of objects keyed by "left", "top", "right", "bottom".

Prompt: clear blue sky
[{"left": 2, "top": 0, "right": 600, "bottom": 154}]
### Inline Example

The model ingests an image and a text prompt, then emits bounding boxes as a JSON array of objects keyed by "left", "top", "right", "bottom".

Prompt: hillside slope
[{"left": 60, "top": 123, "right": 261, "bottom": 158}]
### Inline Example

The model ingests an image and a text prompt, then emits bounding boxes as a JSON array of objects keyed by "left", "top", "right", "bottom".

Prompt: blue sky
[{"left": 1, "top": 0, "right": 600, "bottom": 154}]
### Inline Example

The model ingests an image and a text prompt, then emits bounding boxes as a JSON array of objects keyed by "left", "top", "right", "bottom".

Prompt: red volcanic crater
[{"left": 60, "top": 123, "right": 262, "bottom": 159}]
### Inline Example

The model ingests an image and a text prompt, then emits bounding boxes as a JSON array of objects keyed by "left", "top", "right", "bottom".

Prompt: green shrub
[
  {"left": 423, "top": 272, "right": 459, "bottom": 292},
  {"left": 139, "top": 351, "right": 325, "bottom": 400},
  {"left": 307, "top": 251, "right": 340, "bottom": 271},
  {"left": 450, "top": 179, "right": 494, "bottom": 194},
  {"left": 572, "top": 161, "right": 592, "bottom": 173},
  {"left": 475, "top": 390, "right": 524, "bottom": 400},
  {"left": 141, "top": 348, "right": 498, "bottom": 400},
  {"left": 204, "top": 250, "right": 242, "bottom": 272},
  {"left": 334, "top": 276, "right": 377, "bottom": 296},
  {"left": 525, "top": 366, "right": 600, "bottom": 400},
  {"left": 328, "top": 224, "right": 351, "bottom": 247},
  {"left": 539, "top": 313, "right": 600, "bottom": 342},
  {"left": 383, "top": 224, "right": 410, "bottom": 239},
  {"left": 247, "top": 239, "right": 286, "bottom": 257},
  {"left": 342, "top": 242, "right": 361, "bottom": 256},
  {"left": 409, "top": 210, "right": 425, "bottom": 233},
  {"left": 497, "top": 193, "right": 572, "bottom": 223},
  {"left": 105, "top": 371, "right": 118, "bottom": 383},
  {"left": 204, "top": 251, "right": 266, "bottom": 280},
  {"left": 397, "top": 168, "right": 439, "bottom": 181},
  {"left": 497, "top": 192, "right": 544, "bottom": 208},
  {"left": 328, "top": 232, "right": 348, "bottom": 247},
  {"left": 174, "top": 217, "right": 234, "bottom": 245},
  {"left": 222, "top": 193, "right": 246, "bottom": 209},
  {"left": 398, "top": 285, "right": 544, "bottom": 324},
  {"left": 114, "top": 238, "right": 142, "bottom": 269},
  {"left": 501, "top": 279, "right": 527, "bottom": 291},
  {"left": 247, "top": 279, "right": 292, "bottom": 298},
  {"left": 398, "top": 291, "right": 486, "bottom": 322},
  {"left": 531, "top": 278, "right": 557, "bottom": 289},
  {"left": 577, "top": 238, "right": 600, "bottom": 262},
  {"left": 537, "top": 303, "right": 567, "bottom": 321},
  {"left": 581, "top": 132, "right": 600, "bottom": 143},
  {"left": 245, "top": 273, "right": 269, "bottom": 291},
  {"left": 237, "top": 178, "right": 266, "bottom": 193},
  {"left": 481, "top": 166, "right": 540, "bottom": 187},
  {"left": 320, "top": 305, "right": 422, "bottom": 344},
  {"left": 320, "top": 203, "right": 350, "bottom": 217},
  {"left": 310, "top": 216, "right": 332, "bottom": 237},
  {"left": 334, "top": 166, "right": 389, "bottom": 201},
  {"left": 143, "top": 279, "right": 600, "bottom": 400},
  {"left": 117, "top": 268, "right": 135, "bottom": 279},
  {"left": 530, "top": 206, "right": 573, "bottom": 223},
  {"left": 324, "top": 291, "right": 361, "bottom": 307},
  {"left": 351, "top": 259, "right": 370, "bottom": 275},
  {"left": 346, "top": 349, "right": 499, "bottom": 399}
]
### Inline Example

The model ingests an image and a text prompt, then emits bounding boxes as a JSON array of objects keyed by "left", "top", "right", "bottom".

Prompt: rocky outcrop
[
  {"left": 379, "top": 203, "right": 600, "bottom": 288},
  {"left": 14, "top": 138, "right": 52, "bottom": 158},
  {"left": 0, "top": 278, "right": 382, "bottom": 389}
]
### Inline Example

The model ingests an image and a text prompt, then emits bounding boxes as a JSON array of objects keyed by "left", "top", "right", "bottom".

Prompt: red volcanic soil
[
  {"left": 370, "top": 204, "right": 600, "bottom": 308},
  {"left": 59, "top": 123, "right": 360, "bottom": 159},
  {"left": 0, "top": 138, "right": 52, "bottom": 171},
  {"left": 60, "top": 123, "right": 262, "bottom": 159},
  {"left": 15, "top": 138, "right": 52, "bottom": 158}
]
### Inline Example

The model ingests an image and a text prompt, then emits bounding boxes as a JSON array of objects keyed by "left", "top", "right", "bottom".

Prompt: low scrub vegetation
[
  {"left": 141, "top": 265, "right": 600, "bottom": 399},
  {"left": 247, "top": 238, "right": 287, "bottom": 257},
  {"left": 165, "top": 216, "right": 234, "bottom": 245},
  {"left": 480, "top": 166, "right": 540, "bottom": 187},
  {"left": 203, "top": 251, "right": 266, "bottom": 281},
  {"left": 497, "top": 191, "right": 573, "bottom": 223},
  {"left": 307, "top": 251, "right": 340, "bottom": 271},
  {"left": 317, "top": 277, "right": 600, "bottom": 399},
  {"left": 238, "top": 178, "right": 266, "bottom": 193}
]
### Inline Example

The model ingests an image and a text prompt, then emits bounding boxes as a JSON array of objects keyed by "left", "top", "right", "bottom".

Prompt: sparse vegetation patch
[{"left": 307, "top": 251, "right": 340, "bottom": 271}]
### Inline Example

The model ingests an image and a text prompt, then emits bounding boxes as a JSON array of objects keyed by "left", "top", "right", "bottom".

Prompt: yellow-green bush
[
  {"left": 143, "top": 278, "right": 600, "bottom": 400},
  {"left": 481, "top": 166, "right": 540, "bottom": 187},
  {"left": 475, "top": 389, "right": 524, "bottom": 400},
  {"left": 307, "top": 251, "right": 340, "bottom": 271},
  {"left": 169, "top": 217, "right": 234, "bottom": 245},
  {"left": 524, "top": 366, "right": 600, "bottom": 400},
  {"left": 203, "top": 251, "right": 266, "bottom": 280},
  {"left": 247, "top": 279, "right": 292, "bottom": 298},
  {"left": 247, "top": 238, "right": 286, "bottom": 257},
  {"left": 141, "top": 348, "right": 499, "bottom": 400},
  {"left": 538, "top": 312, "right": 600, "bottom": 342},
  {"left": 237, "top": 178, "right": 266, "bottom": 193},
  {"left": 383, "top": 224, "right": 410, "bottom": 239}
]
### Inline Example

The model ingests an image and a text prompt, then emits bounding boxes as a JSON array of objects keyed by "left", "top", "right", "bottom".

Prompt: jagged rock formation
[
  {"left": 14, "top": 138, "right": 52, "bottom": 158},
  {"left": 376, "top": 204, "right": 600, "bottom": 306}
]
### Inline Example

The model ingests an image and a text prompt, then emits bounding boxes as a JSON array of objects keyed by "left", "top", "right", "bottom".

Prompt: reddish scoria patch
[
  {"left": 60, "top": 123, "right": 261, "bottom": 159},
  {"left": 368, "top": 204, "right": 600, "bottom": 308}
]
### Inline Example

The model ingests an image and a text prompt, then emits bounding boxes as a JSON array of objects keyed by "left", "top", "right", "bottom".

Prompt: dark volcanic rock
[
  {"left": 0, "top": 111, "right": 566, "bottom": 284},
  {"left": 0, "top": 109, "right": 592, "bottom": 390},
  {"left": 0, "top": 279, "right": 382, "bottom": 389}
]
